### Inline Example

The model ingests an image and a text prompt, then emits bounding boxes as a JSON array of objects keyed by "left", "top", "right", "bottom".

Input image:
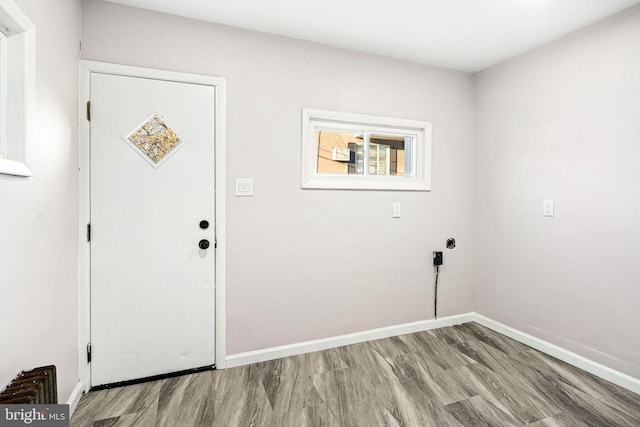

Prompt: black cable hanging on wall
[
  {"left": 434, "top": 264, "right": 440, "bottom": 319},
  {"left": 433, "top": 251, "right": 443, "bottom": 319},
  {"left": 433, "top": 238, "right": 454, "bottom": 319}
]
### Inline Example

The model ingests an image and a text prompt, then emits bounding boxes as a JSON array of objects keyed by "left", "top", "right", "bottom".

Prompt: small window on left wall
[{"left": 0, "top": 0, "right": 35, "bottom": 177}]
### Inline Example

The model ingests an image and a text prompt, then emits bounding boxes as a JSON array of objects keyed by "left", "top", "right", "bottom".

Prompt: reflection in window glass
[{"left": 315, "top": 130, "right": 364, "bottom": 175}]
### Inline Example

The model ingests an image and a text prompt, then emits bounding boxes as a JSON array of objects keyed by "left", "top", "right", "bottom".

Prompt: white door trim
[{"left": 78, "top": 60, "right": 227, "bottom": 391}]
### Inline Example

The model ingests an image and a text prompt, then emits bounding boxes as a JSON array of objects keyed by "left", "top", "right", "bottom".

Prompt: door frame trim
[{"left": 78, "top": 60, "right": 227, "bottom": 391}]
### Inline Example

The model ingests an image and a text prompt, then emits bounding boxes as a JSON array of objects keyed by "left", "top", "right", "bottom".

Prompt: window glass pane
[
  {"left": 368, "top": 134, "right": 411, "bottom": 176},
  {"left": 315, "top": 129, "right": 364, "bottom": 175}
]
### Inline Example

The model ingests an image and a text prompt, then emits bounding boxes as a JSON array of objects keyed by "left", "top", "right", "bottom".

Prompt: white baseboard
[
  {"left": 67, "top": 381, "right": 84, "bottom": 416},
  {"left": 473, "top": 313, "right": 640, "bottom": 395},
  {"left": 225, "top": 312, "right": 639, "bottom": 396},
  {"left": 225, "top": 313, "right": 474, "bottom": 368}
]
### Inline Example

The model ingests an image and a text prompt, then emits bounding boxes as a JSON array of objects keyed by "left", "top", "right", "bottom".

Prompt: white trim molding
[
  {"left": 67, "top": 381, "right": 84, "bottom": 416},
  {"left": 225, "top": 313, "right": 473, "bottom": 368},
  {"left": 78, "top": 60, "right": 227, "bottom": 389},
  {"left": 473, "top": 313, "right": 640, "bottom": 395},
  {"left": 225, "top": 311, "right": 639, "bottom": 396}
]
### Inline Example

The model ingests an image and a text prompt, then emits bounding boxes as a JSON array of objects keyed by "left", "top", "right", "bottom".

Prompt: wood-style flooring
[{"left": 71, "top": 322, "right": 640, "bottom": 426}]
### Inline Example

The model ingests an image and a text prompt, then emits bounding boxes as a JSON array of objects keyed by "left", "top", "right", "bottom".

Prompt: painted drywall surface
[
  {"left": 81, "top": 0, "right": 475, "bottom": 355},
  {"left": 0, "top": 0, "right": 81, "bottom": 401},
  {"left": 475, "top": 6, "right": 640, "bottom": 378}
]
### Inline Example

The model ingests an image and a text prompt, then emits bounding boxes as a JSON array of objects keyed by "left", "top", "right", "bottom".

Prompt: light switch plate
[
  {"left": 543, "top": 199, "right": 554, "bottom": 217},
  {"left": 235, "top": 178, "right": 254, "bottom": 196},
  {"left": 393, "top": 202, "right": 401, "bottom": 218}
]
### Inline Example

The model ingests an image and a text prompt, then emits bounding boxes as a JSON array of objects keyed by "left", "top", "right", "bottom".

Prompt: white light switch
[
  {"left": 235, "top": 178, "right": 253, "bottom": 196},
  {"left": 393, "top": 202, "right": 401, "bottom": 218},
  {"left": 543, "top": 200, "right": 554, "bottom": 217}
]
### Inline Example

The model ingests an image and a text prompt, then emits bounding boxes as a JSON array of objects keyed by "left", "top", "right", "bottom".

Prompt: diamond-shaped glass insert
[{"left": 127, "top": 115, "right": 184, "bottom": 164}]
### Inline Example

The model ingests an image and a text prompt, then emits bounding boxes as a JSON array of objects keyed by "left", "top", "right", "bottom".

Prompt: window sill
[{"left": 302, "top": 176, "right": 430, "bottom": 191}]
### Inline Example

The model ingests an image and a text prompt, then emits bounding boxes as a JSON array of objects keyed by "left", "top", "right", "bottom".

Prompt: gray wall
[
  {"left": 0, "top": 0, "right": 82, "bottom": 402},
  {"left": 475, "top": 6, "right": 640, "bottom": 378},
  {"left": 81, "top": 0, "right": 476, "bottom": 355}
]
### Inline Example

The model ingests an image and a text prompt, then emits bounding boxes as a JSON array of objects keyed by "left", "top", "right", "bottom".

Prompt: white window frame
[
  {"left": 301, "top": 108, "right": 432, "bottom": 191},
  {"left": 0, "top": 0, "right": 35, "bottom": 177},
  {"left": 301, "top": 109, "right": 432, "bottom": 191}
]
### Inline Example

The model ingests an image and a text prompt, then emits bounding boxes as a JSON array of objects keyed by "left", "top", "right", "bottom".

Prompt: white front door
[{"left": 89, "top": 72, "right": 216, "bottom": 386}]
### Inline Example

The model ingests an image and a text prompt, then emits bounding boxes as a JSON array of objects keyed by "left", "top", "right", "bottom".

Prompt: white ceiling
[{"left": 104, "top": 0, "right": 640, "bottom": 72}]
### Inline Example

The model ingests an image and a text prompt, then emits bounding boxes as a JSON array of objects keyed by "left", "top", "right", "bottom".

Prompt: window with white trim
[
  {"left": 0, "top": 0, "right": 35, "bottom": 177},
  {"left": 301, "top": 109, "right": 432, "bottom": 190}
]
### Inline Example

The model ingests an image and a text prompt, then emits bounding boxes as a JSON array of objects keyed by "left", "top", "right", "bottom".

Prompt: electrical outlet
[{"left": 433, "top": 251, "right": 443, "bottom": 266}]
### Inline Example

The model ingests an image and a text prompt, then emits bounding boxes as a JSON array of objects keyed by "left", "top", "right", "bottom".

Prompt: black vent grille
[{"left": 0, "top": 365, "right": 57, "bottom": 404}]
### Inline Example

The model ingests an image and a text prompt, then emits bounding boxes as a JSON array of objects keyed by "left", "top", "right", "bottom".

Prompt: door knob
[
  {"left": 199, "top": 220, "right": 209, "bottom": 230},
  {"left": 199, "top": 239, "right": 210, "bottom": 250}
]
